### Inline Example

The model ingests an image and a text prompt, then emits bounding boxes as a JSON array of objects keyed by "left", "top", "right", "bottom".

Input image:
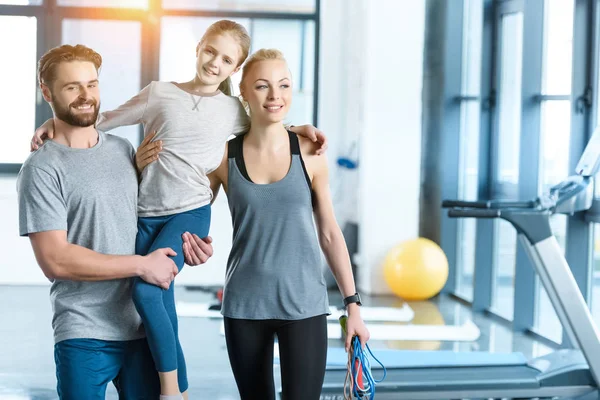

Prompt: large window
[
  {"left": 442, "top": 0, "right": 599, "bottom": 346},
  {"left": 533, "top": 0, "right": 574, "bottom": 344},
  {"left": 491, "top": 10, "right": 524, "bottom": 321},
  {"left": 160, "top": 16, "right": 251, "bottom": 88},
  {"left": 62, "top": 19, "right": 142, "bottom": 147},
  {"left": 591, "top": 0, "right": 600, "bottom": 329},
  {"left": 252, "top": 19, "right": 315, "bottom": 124},
  {"left": 162, "top": 0, "right": 315, "bottom": 13},
  {"left": 0, "top": 0, "right": 41, "bottom": 4},
  {"left": 593, "top": 224, "right": 600, "bottom": 327},
  {"left": 456, "top": 0, "right": 483, "bottom": 301},
  {"left": 160, "top": 17, "right": 315, "bottom": 125},
  {"left": 0, "top": 0, "right": 319, "bottom": 169},
  {"left": 57, "top": 0, "right": 147, "bottom": 7},
  {"left": 0, "top": 15, "right": 37, "bottom": 164}
]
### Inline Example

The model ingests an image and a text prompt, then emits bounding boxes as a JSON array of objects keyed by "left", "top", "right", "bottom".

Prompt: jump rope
[{"left": 338, "top": 315, "right": 387, "bottom": 399}]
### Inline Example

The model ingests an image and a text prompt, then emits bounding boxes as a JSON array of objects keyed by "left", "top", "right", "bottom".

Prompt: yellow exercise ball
[{"left": 383, "top": 238, "right": 449, "bottom": 300}]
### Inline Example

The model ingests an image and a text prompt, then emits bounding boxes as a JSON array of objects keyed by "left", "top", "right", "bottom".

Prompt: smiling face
[
  {"left": 195, "top": 33, "right": 242, "bottom": 90},
  {"left": 240, "top": 59, "right": 292, "bottom": 125},
  {"left": 42, "top": 61, "right": 101, "bottom": 127}
]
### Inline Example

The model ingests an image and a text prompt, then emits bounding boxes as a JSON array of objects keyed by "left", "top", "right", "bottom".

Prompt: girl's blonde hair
[{"left": 197, "top": 20, "right": 251, "bottom": 96}]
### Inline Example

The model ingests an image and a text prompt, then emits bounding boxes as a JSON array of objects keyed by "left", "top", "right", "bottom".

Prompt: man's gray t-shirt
[{"left": 17, "top": 131, "right": 144, "bottom": 344}]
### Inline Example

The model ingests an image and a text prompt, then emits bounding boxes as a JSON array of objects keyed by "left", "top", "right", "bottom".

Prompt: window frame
[{"left": 0, "top": 0, "right": 320, "bottom": 171}]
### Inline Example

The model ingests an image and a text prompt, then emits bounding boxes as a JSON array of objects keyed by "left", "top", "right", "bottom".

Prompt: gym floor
[{"left": 0, "top": 286, "right": 555, "bottom": 400}]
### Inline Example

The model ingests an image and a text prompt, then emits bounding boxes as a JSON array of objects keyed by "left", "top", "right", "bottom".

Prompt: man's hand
[
  {"left": 289, "top": 124, "right": 328, "bottom": 155},
  {"left": 182, "top": 233, "right": 214, "bottom": 266},
  {"left": 139, "top": 248, "right": 179, "bottom": 289}
]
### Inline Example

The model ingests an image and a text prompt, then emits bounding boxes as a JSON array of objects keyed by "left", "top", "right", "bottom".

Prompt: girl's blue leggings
[{"left": 133, "top": 204, "right": 211, "bottom": 393}]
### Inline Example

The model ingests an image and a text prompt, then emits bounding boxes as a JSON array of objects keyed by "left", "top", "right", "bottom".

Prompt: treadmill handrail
[
  {"left": 448, "top": 209, "right": 501, "bottom": 218},
  {"left": 442, "top": 200, "right": 536, "bottom": 209},
  {"left": 442, "top": 200, "right": 492, "bottom": 209}
]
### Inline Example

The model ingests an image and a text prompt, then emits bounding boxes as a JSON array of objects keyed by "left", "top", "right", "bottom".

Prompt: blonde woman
[{"left": 139, "top": 48, "right": 370, "bottom": 400}]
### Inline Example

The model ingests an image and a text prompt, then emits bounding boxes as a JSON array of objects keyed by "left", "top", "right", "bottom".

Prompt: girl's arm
[
  {"left": 95, "top": 83, "right": 151, "bottom": 132},
  {"left": 289, "top": 125, "right": 328, "bottom": 155},
  {"left": 305, "top": 142, "right": 370, "bottom": 350},
  {"left": 30, "top": 84, "right": 151, "bottom": 150}
]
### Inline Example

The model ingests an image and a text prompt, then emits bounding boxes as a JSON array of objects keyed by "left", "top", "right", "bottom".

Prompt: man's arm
[
  {"left": 208, "top": 145, "right": 229, "bottom": 205},
  {"left": 30, "top": 230, "right": 178, "bottom": 289}
]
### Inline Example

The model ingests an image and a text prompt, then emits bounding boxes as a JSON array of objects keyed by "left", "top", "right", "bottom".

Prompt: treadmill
[{"left": 318, "top": 128, "right": 600, "bottom": 399}]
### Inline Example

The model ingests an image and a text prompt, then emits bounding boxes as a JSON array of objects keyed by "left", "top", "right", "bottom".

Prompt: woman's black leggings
[{"left": 223, "top": 314, "right": 328, "bottom": 400}]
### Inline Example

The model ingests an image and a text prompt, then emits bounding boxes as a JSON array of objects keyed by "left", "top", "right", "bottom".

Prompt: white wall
[
  {"left": 319, "top": 0, "right": 426, "bottom": 295},
  {"left": 0, "top": 175, "right": 47, "bottom": 285}
]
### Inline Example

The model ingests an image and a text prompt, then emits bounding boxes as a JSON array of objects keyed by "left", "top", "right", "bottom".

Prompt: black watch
[{"left": 343, "top": 292, "right": 362, "bottom": 307}]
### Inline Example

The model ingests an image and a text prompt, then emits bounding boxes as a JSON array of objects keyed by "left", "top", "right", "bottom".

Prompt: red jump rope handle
[{"left": 354, "top": 356, "right": 364, "bottom": 388}]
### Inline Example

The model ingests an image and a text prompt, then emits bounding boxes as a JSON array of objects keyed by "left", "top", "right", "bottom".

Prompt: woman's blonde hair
[
  {"left": 196, "top": 20, "right": 251, "bottom": 96},
  {"left": 239, "top": 48, "right": 286, "bottom": 93},
  {"left": 238, "top": 49, "right": 288, "bottom": 115}
]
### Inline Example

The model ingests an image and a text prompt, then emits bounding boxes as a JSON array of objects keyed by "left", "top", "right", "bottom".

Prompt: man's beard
[{"left": 53, "top": 97, "right": 100, "bottom": 127}]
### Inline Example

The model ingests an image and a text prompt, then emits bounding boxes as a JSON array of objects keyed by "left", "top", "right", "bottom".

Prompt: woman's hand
[
  {"left": 345, "top": 305, "right": 370, "bottom": 352},
  {"left": 30, "top": 119, "right": 55, "bottom": 151},
  {"left": 135, "top": 132, "right": 162, "bottom": 174}
]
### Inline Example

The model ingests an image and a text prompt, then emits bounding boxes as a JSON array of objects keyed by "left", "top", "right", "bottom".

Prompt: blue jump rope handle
[{"left": 338, "top": 315, "right": 387, "bottom": 399}]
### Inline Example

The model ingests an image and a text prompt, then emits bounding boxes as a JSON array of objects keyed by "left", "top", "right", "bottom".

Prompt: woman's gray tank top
[{"left": 221, "top": 131, "right": 330, "bottom": 320}]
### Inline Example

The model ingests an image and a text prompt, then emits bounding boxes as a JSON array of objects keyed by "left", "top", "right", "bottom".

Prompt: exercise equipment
[
  {"left": 318, "top": 128, "right": 600, "bottom": 399},
  {"left": 383, "top": 238, "right": 448, "bottom": 300}
]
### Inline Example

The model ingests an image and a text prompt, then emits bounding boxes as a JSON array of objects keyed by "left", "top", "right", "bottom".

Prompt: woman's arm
[
  {"left": 303, "top": 140, "right": 369, "bottom": 349},
  {"left": 310, "top": 153, "right": 357, "bottom": 298}
]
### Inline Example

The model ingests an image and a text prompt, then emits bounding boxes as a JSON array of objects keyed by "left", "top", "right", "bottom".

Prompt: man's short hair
[{"left": 37, "top": 44, "right": 102, "bottom": 87}]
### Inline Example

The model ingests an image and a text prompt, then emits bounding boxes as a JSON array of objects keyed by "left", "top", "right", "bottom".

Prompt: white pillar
[{"left": 319, "top": 0, "right": 426, "bottom": 295}]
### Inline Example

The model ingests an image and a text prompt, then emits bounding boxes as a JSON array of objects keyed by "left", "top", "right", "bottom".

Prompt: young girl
[
  {"left": 30, "top": 21, "right": 326, "bottom": 400},
  {"left": 140, "top": 48, "right": 369, "bottom": 400}
]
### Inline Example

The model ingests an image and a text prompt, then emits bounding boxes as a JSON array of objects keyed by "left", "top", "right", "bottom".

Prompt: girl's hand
[
  {"left": 135, "top": 132, "right": 162, "bottom": 174},
  {"left": 182, "top": 233, "right": 214, "bottom": 266},
  {"left": 31, "top": 119, "right": 55, "bottom": 151},
  {"left": 345, "top": 306, "right": 370, "bottom": 351},
  {"left": 289, "top": 124, "right": 328, "bottom": 155}
]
